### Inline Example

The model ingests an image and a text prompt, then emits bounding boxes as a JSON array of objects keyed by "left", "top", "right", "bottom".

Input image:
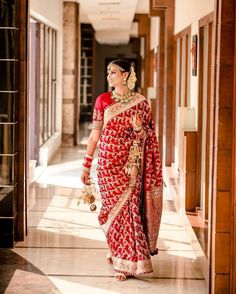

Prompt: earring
[{"left": 122, "top": 78, "right": 127, "bottom": 86}]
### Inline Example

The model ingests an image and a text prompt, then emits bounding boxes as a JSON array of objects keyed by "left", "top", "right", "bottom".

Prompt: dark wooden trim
[
  {"left": 211, "top": 0, "right": 235, "bottom": 290},
  {"left": 184, "top": 131, "right": 197, "bottom": 212},
  {"left": 155, "top": 46, "right": 160, "bottom": 134},
  {"left": 178, "top": 38, "right": 182, "bottom": 106},
  {"left": 152, "top": 0, "right": 172, "bottom": 8},
  {"left": 149, "top": 4, "right": 165, "bottom": 17},
  {"left": 17, "top": 0, "right": 29, "bottom": 241},
  {"left": 157, "top": 13, "right": 165, "bottom": 160},
  {"left": 232, "top": 3, "right": 236, "bottom": 291},
  {"left": 195, "top": 26, "right": 204, "bottom": 210},
  {"left": 73, "top": 2, "right": 79, "bottom": 145},
  {"left": 174, "top": 25, "right": 191, "bottom": 40},
  {"left": 35, "top": 23, "right": 40, "bottom": 163},
  {"left": 199, "top": 12, "right": 214, "bottom": 28},
  {"left": 184, "top": 34, "right": 189, "bottom": 107},
  {"left": 172, "top": 41, "right": 176, "bottom": 163},
  {"left": 205, "top": 22, "right": 213, "bottom": 222},
  {"left": 175, "top": 27, "right": 191, "bottom": 107}
]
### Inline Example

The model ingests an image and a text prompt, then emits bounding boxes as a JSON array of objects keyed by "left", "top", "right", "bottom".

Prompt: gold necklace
[{"left": 112, "top": 90, "right": 134, "bottom": 104}]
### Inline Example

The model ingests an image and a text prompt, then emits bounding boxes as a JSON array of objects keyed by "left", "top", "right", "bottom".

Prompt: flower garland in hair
[{"left": 127, "top": 66, "right": 137, "bottom": 90}]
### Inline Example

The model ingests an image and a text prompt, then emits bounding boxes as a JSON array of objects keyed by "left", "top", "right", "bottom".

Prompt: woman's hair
[{"left": 108, "top": 59, "right": 131, "bottom": 73}]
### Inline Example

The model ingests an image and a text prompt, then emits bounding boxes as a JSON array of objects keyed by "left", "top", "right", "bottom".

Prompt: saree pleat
[{"left": 96, "top": 93, "right": 163, "bottom": 276}]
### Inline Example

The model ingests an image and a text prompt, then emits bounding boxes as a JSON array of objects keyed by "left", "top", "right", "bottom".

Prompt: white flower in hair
[{"left": 127, "top": 66, "right": 137, "bottom": 90}]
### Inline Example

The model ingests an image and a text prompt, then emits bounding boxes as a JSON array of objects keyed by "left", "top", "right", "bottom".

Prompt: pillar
[{"left": 62, "top": 2, "right": 80, "bottom": 146}]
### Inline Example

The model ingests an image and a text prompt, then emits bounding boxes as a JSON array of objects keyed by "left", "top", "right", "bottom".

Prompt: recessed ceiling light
[
  {"left": 102, "top": 17, "right": 120, "bottom": 21},
  {"left": 98, "top": 2, "right": 121, "bottom": 5},
  {"left": 100, "top": 10, "right": 119, "bottom": 14}
]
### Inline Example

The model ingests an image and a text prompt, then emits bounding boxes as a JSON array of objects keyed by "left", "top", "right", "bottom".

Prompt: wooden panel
[
  {"left": 165, "top": 1, "right": 175, "bottom": 165},
  {"left": 215, "top": 233, "right": 230, "bottom": 273},
  {"left": 218, "top": 108, "right": 233, "bottom": 149},
  {"left": 210, "top": 0, "right": 236, "bottom": 291},
  {"left": 185, "top": 132, "right": 197, "bottom": 171},
  {"left": 18, "top": 92, "right": 26, "bottom": 122},
  {"left": 219, "top": 23, "right": 235, "bottom": 66},
  {"left": 178, "top": 38, "right": 182, "bottom": 106},
  {"left": 199, "top": 12, "right": 214, "bottom": 27},
  {"left": 204, "top": 22, "right": 213, "bottom": 221},
  {"left": 184, "top": 132, "right": 197, "bottom": 212},
  {"left": 233, "top": 1, "right": 236, "bottom": 291},
  {"left": 136, "top": 14, "right": 150, "bottom": 97},
  {"left": 157, "top": 14, "right": 165, "bottom": 159},
  {"left": 174, "top": 25, "right": 191, "bottom": 40},
  {"left": 220, "top": 0, "right": 235, "bottom": 22},
  {"left": 184, "top": 34, "right": 189, "bottom": 107},
  {"left": 216, "top": 192, "right": 231, "bottom": 233},
  {"left": 185, "top": 172, "right": 196, "bottom": 212},
  {"left": 195, "top": 27, "right": 204, "bottom": 209},
  {"left": 149, "top": 7, "right": 165, "bottom": 17},
  {"left": 17, "top": 0, "right": 28, "bottom": 241},
  {"left": 18, "top": 151, "right": 26, "bottom": 181},
  {"left": 217, "top": 149, "right": 232, "bottom": 190},
  {"left": 214, "top": 274, "right": 230, "bottom": 294},
  {"left": 152, "top": 0, "right": 173, "bottom": 8},
  {"left": 219, "top": 66, "right": 234, "bottom": 108}
]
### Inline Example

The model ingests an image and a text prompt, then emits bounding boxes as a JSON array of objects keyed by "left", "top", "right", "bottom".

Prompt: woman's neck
[{"left": 114, "top": 86, "right": 130, "bottom": 96}]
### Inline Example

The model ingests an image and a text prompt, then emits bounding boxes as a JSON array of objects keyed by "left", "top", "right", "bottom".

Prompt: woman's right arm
[{"left": 81, "top": 129, "right": 101, "bottom": 185}]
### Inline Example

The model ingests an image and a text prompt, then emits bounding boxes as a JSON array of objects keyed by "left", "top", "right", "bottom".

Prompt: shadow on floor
[{"left": 0, "top": 249, "right": 60, "bottom": 294}]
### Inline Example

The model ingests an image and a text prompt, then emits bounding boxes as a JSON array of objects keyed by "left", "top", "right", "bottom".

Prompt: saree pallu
[{"left": 96, "top": 93, "right": 163, "bottom": 276}]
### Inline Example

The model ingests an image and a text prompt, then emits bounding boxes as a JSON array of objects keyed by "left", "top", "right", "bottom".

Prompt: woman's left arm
[{"left": 81, "top": 129, "right": 101, "bottom": 185}]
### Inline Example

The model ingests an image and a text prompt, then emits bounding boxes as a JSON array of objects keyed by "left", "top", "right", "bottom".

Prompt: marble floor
[{"left": 2, "top": 145, "right": 207, "bottom": 294}]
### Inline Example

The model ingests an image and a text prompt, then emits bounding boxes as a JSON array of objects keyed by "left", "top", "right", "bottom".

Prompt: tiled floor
[{"left": 2, "top": 146, "right": 207, "bottom": 293}]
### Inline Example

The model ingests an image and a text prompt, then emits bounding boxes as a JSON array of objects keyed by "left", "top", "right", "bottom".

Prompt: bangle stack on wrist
[{"left": 83, "top": 154, "right": 93, "bottom": 172}]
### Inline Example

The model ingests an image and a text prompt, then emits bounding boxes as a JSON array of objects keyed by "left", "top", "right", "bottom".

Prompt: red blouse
[{"left": 92, "top": 92, "right": 113, "bottom": 130}]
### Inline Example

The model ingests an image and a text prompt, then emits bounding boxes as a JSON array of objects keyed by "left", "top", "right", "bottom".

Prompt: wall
[
  {"left": 150, "top": 16, "right": 160, "bottom": 51},
  {"left": 30, "top": 0, "right": 63, "bottom": 163},
  {"left": 175, "top": 0, "right": 214, "bottom": 35},
  {"left": 174, "top": 0, "right": 214, "bottom": 125}
]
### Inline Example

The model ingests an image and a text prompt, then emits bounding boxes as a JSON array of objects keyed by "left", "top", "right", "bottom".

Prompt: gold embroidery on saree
[
  {"left": 103, "top": 94, "right": 146, "bottom": 129},
  {"left": 112, "top": 257, "right": 153, "bottom": 275}
]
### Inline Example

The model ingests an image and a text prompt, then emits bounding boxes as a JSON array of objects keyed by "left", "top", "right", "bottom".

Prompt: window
[{"left": 39, "top": 23, "right": 57, "bottom": 146}]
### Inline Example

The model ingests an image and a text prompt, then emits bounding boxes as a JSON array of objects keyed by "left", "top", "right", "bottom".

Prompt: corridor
[{"left": 3, "top": 146, "right": 207, "bottom": 293}]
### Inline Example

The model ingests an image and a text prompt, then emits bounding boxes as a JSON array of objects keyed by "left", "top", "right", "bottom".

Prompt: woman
[{"left": 81, "top": 59, "right": 162, "bottom": 281}]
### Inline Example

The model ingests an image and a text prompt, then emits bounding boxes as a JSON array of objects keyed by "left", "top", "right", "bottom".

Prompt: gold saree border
[
  {"left": 100, "top": 185, "right": 133, "bottom": 235},
  {"left": 113, "top": 257, "right": 153, "bottom": 275},
  {"left": 103, "top": 93, "right": 146, "bottom": 129},
  {"left": 146, "top": 186, "right": 163, "bottom": 252},
  {"left": 100, "top": 94, "right": 146, "bottom": 236}
]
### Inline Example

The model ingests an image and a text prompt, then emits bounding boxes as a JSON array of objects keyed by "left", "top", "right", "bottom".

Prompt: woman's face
[{"left": 107, "top": 64, "right": 127, "bottom": 88}]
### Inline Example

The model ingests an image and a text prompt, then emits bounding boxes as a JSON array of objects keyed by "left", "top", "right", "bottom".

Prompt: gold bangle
[{"left": 83, "top": 167, "right": 91, "bottom": 173}]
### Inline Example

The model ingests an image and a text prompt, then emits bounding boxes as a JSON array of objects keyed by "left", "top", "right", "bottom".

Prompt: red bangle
[{"left": 83, "top": 161, "right": 91, "bottom": 168}]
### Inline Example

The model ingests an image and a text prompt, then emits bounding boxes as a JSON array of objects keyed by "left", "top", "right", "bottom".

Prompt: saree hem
[{"left": 113, "top": 257, "right": 153, "bottom": 276}]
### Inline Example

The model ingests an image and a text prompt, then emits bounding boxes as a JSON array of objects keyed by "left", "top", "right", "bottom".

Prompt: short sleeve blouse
[{"left": 92, "top": 92, "right": 113, "bottom": 130}]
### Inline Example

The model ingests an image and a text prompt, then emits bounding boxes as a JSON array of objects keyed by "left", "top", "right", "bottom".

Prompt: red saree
[{"left": 93, "top": 92, "right": 163, "bottom": 276}]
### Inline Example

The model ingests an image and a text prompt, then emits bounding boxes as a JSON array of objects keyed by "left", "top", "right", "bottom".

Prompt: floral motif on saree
[{"left": 93, "top": 92, "right": 163, "bottom": 276}]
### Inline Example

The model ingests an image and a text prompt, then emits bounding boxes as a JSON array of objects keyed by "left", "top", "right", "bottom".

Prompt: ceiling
[{"left": 78, "top": 0, "right": 149, "bottom": 44}]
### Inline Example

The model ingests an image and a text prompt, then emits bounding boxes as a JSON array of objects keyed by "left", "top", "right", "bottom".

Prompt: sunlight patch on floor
[{"left": 49, "top": 277, "right": 119, "bottom": 294}]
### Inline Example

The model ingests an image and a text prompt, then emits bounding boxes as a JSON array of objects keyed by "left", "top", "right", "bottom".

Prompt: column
[{"left": 62, "top": 2, "right": 80, "bottom": 146}]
